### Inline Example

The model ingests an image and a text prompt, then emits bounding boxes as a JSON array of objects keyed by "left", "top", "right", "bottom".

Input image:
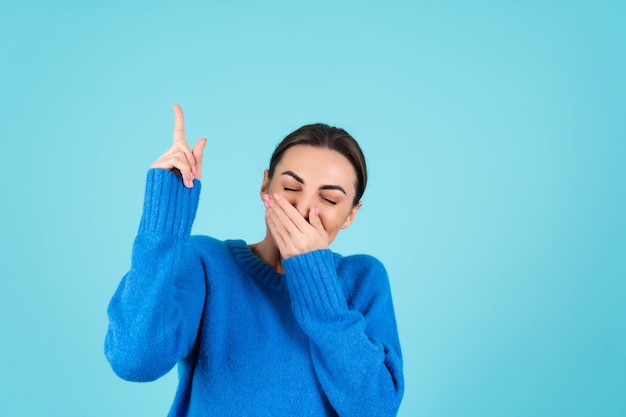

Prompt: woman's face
[{"left": 261, "top": 145, "right": 362, "bottom": 245}]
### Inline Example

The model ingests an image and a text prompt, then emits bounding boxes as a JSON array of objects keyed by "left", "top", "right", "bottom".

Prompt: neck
[{"left": 250, "top": 234, "right": 284, "bottom": 274}]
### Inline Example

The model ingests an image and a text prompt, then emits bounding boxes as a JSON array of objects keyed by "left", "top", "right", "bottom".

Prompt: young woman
[{"left": 105, "top": 104, "right": 404, "bottom": 416}]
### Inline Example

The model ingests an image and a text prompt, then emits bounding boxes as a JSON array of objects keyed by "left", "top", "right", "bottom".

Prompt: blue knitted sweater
[{"left": 105, "top": 169, "right": 404, "bottom": 416}]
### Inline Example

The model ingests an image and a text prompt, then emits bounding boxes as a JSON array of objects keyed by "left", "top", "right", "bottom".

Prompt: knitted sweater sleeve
[
  {"left": 282, "top": 250, "right": 404, "bottom": 417},
  {"left": 104, "top": 169, "right": 206, "bottom": 382}
]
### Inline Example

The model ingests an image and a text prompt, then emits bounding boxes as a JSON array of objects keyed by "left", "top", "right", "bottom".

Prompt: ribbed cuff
[
  {"left": 137, "top": 169, "right": 201, "bottom": 239},
  {"left": 283, "top": 250, "right": 347, "bottom": 327}
]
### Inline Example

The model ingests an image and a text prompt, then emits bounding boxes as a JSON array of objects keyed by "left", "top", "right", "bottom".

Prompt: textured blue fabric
[{"left": 105, "top": 169, "right": 404, "bottom": 416}]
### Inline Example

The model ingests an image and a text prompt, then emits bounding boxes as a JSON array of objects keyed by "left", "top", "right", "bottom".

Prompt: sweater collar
[{"left": 226, "top": 239, "right": 287, "bottom": 292}]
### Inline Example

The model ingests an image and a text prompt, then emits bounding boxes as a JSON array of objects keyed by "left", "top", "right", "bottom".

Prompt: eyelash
[{"left": 283, "top": 188, "right": 337, "bottom": 205}]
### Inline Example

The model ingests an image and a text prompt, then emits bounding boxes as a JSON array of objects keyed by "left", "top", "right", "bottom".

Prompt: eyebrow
[{"left": 280, "top": 170, "right": 347, "bottom": 195}]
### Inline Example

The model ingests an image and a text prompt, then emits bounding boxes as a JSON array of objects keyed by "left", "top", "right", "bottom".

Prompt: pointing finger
[{"left": 172, "top": 103, "right": 185, "bottom": 144}]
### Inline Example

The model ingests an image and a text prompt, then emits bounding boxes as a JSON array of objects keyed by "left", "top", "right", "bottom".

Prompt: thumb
[
  {"left": 192, "top": 138, "right": 207, "bottom": 179},
  {"left": 310, "top": 207, "right": 325, "bottom": 235}
]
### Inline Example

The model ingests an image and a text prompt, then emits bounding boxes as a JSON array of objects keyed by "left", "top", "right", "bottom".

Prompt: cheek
[
  {"left": 281, "top": 193, "right": 298, "bottom": 209},
  {"left": 316, "top": 210, "right": 341, "bottom": 231},
  {"left": 267, "top": 185, "right": 295, "bottom": 205}
]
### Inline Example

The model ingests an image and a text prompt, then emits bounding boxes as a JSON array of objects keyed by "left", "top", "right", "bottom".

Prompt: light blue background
[{"left": 1, "top": 1, "right": 624, "bottom": 416}]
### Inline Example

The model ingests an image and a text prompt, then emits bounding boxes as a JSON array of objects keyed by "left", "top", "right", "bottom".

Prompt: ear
[
  {"left": 341, "top": 201, "right": 362, "bottom": 229},
  {"left": 260, "top": 169, "right": 270, "bottom": 198}
]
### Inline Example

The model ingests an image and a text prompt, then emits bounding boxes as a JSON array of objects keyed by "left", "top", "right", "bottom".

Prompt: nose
[{"left": 292, "top": 193, "right": 315, "bottom": 222}]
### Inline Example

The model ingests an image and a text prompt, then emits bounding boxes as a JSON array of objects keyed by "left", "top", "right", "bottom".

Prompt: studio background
[{"left": 1, "top": 1, "right": 624, "bottom": 416}]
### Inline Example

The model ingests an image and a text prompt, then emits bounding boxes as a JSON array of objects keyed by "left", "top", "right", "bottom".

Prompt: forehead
[{"left": 276, "top": 145, "right": 357, "bottom": 186}]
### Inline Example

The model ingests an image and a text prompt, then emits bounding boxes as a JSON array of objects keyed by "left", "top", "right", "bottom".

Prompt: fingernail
[{"left": 273, "top": 193, "right": 280, "bottom": 200}]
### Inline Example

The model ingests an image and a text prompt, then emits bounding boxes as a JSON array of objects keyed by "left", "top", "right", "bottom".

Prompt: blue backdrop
[{"left": 1, "top": 1, "right": 624, "bottom": 416}]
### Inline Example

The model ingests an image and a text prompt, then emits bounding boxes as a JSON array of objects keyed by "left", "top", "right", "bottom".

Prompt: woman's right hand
[{"left": 151, "top": 104, "right": 207, "bottom": 188}]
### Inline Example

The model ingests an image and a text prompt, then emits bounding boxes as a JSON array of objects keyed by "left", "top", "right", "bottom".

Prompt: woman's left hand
[{"left": 264, "top": 193, "right": 329, "bottom": 259}]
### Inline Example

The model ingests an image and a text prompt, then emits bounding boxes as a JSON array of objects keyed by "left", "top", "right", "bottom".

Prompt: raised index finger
[{"left": 172, "top": 103, "right": 185, "bottom": 144}]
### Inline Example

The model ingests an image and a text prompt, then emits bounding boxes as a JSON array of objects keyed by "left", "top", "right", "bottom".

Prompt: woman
[{"left": 105, "top": 104, "right": 404, "bottom": 416}]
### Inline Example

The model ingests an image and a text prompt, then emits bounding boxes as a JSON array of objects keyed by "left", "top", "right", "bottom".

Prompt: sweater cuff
[
  {"left": 283, "top": 250, "right": 347, "bottom": 326},
  {"left": 137, "top": 169, "right": 201, "bottom": 239}
]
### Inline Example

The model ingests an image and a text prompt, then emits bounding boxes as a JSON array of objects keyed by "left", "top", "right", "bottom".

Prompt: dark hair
[{"left": 268, "top": 123, "right": 367, "bottom": 206}]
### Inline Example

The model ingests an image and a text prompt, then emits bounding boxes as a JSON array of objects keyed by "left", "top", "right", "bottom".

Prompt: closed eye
[
  {"left": 284, "top": 187, "right": 299, "bottom": 192},
  {"left": 322, "top": 197, "right": 337, "bottom": 205}
]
